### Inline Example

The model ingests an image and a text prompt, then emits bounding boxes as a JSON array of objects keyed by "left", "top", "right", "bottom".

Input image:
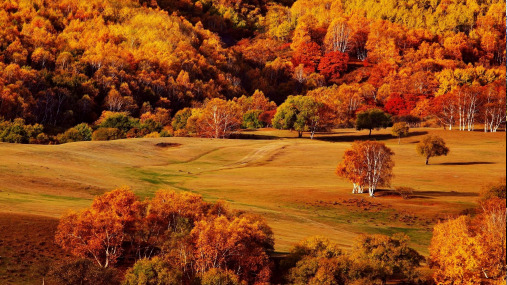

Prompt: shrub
[
  {"left": 480, "top": 177, "right": 506, "bottom": 200},
  {"left": 123, "top": 257, "right": 182, "bottom": 285},
  {"left": 393, "top": 115, "right": 421, "bottom": 127},
  {"left": 174, "top": 129, "right": 189, "bottom": 137},
  {"left": 92, "top": 128, "right": 123, "bottom": 141},
  {"left": 48, "top": 259, "right": 120, "bottom": 285},
  {"left": 95, "top": 111, "right": 139, "bottom": 133},
  {"left": 140, "top": 118, "right": 163, "bottom": 133},
  {"left": 144, "top": 132, "right": 160, "bottom": 138},
  {"left": 58, "top": 123, "right": 92, "bottom": 143},
  {"left": 0, "top": 118, "right": 44, "bottom": 143},
  {"left": 30, "top": 133, "right": 51, "bottom": 144},
  {"left": 126, "top": 128, "right": 150, "bottom": 139},
  {"left": 201, "top": 268, "right": 242, "bottom": 285},
  {"left": 159, "top": 127, "right": 174, "bottom": 137},
  {"left": 394, "top": 187, "right": 415, "bottom": 199}
]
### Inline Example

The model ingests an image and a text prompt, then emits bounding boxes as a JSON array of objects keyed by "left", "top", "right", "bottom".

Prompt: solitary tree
[
  {"left": 391, "top": 122, "right": 410, "bottom": 144},
  {"left": 336, "top": 141, "right": 395, "bottom": 197},
  {"left": 356, "top": 109, "right": 392, "bottom": 137},
  {"left": 416, "top": 135, "right": 450, "bottom": 165}
]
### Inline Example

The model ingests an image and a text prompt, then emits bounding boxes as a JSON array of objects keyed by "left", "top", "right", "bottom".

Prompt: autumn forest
[{"left": 0, "top": 0, "right": 506, "bottom": 284}]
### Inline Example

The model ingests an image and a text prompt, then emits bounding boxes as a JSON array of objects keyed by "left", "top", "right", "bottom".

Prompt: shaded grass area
[{"left": 0, "top": 213, "right": 71, "bottom": 284}]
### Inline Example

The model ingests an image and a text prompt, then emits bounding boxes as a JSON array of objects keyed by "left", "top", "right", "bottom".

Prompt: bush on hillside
[
  {"left": 0, "top": 118, "right": 44, "bottom": 144},
  {"left": 57, "top": 123, "right": 93, "bottom": 143},
  {"left": 92, "top": 128, "right": 123, "bottom": 141},
  {"left": 95, "top": 112, "right": 139, "bottom": 134},
  {"left": 123, "top": 257, "right": 182, "bottom": 285}
]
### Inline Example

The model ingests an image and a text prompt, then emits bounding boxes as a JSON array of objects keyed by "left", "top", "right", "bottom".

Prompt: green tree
[
  {"left": 92, "top": 128, "right": 124, "bottom": 141},
  {"left": 123, "top": 257, "right": 182, "bottom": 285},
  {"left": 416, "top": 135, "right": 450, "bottom": 165},
  {"left": 0, "top": 119, "right": 44, "bottom": 144},
  {"left": 272, "top": 95, "right": 325, "bottom": 139},
  {"left": 242, "top": 110, "right": 264, "bottom": 129},
  {"left": 58, "top": 123, "right": 93, "bottom": 143},
  {"left": 351, "top": 234, "right": 424, "bottom": 284},
  {"left": 171, "top": 108, "right": 193, "bottom": 131},
  {"left": 95, "top": 112, "right": 139, "bottom": 134},
  {"left": 201, "top": 268, "right": 242, "bottom": 285},
  {"left": 356, "top": 109, "right": 392, "bottom": 137},
  {"left": 391, "top": 122, "right": 410, "bottom": 144}
]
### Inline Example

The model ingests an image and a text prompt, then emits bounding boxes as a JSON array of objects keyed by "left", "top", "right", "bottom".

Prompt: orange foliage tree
[
  {"left": 336, "top": 141, "right": 395, "bottom": 197},
  {"left": 55, "top": 187, "right": 145, "bottom": 268},
  {"left": 430, "top": 197, "right": 506, "bottom": 284},
  {"left": 291, "top": 42, "right": 323, "bottom": 73},
  {"left": 191, "top": 215, "right": 274, "bottom": 283},
  {"left": 196, "top": 98, "right": 242, "bottom": 139}
]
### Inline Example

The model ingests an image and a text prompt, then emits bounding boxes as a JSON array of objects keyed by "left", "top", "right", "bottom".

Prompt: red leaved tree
[
  {"left": 318, "top": 51, "right": 349, "bottom": 80},
  {"left": 291, "top": 41, "right": 322, "bottom": 73}
]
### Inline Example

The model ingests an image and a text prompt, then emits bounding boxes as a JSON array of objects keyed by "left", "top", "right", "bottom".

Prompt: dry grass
[{"left": 0, "top": 128, "right": 505, "bottom": 282}]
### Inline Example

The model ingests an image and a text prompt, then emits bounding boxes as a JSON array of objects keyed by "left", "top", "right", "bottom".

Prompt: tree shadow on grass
[
  {"left": 230, "top": 133, "right": 280, "bottom": 140},
  {"left": 439, "top": 162, "right": 496, "bottom": 166},
  {"left": 315, "top": 131, "right": 429, "bottom": 143},
  {"left": 411, "top": 191, "right": 479, "bottom": 199},
  {"left": 375, "top": 189, "right": 479, "bottom": 200}
]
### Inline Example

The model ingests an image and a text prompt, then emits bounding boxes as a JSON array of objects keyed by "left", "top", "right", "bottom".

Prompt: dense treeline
[
  {"left": 0, "top": 0, "right": 505, "bottom": 143},
  {"left": 0, "top": 0, "right": 244, "bottom": 131}
]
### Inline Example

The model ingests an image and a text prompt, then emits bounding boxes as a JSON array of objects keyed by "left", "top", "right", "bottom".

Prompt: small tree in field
[
  {"left": 336, "top": 141, "right": 395, "bottom": 197},
  {"left": 416, "top": 135, "right": 450, "bottom": 165},
  {"left": 391, "top": 122, "right": 410, "bottom": 144},
  {"left": 356, "top": 109, "right": 392, "bottom": 137}
]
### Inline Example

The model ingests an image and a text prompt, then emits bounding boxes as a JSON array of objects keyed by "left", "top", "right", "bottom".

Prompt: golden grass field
[{"left": 0, "top": 128, "right": 505, "bottom": 283}]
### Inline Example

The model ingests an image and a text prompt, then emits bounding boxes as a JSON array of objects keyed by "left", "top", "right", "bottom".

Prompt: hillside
[{"left": 1, "top": 129, "right": 505, "bottom": 252}]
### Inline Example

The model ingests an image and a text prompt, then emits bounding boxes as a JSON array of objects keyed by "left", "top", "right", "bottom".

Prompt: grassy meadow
[{"left": 0, "top": 128, "right": 504, "bottom": 258}]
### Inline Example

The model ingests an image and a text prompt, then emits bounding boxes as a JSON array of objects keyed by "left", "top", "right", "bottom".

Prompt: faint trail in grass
[{"left": 195, "top": 142, "right": 290, "bottom": 174}]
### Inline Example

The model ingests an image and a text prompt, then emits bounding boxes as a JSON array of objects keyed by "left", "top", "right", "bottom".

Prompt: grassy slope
[{"left": 0, "top": 128, "right": 505, "bottom": 258}]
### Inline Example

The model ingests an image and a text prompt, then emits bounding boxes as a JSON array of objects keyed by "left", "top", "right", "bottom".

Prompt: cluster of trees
[
  {"left": 429, "top": 178, "right": 506, "bottom": 284},
  {"left": 54, "top": 187, "right": 274, "bottom": 284},
  {"left": 1, "top": 0, "right": 505, "bottom": 142},
  {"left": 0, "top": 118, "right": 46, "bottom": 143},
  {"left": 283, "top": 234, "right": 424, "bottom": 284},
  {"left": 0, "top": 0, "right": 243, "bottom": 131},
  {"left": 52, "top": 187, "right": 428, "bottom": 284},
  {"left": 172, "top": 90, "right": 276, "bottom": 138}
]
